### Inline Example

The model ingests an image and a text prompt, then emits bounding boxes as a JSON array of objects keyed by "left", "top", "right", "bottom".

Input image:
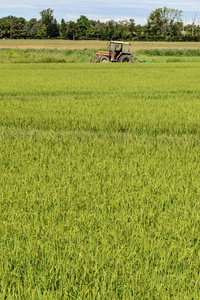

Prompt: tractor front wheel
[
  {"left": 99, "top": 56, "right": 110, "bottom": 63},
  {"left": 118, "top": 55, "right": 133, "bottom": 63}
]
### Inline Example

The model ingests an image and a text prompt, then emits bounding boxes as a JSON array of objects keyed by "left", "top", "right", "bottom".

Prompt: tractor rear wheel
[
  {"left": 118, "top": 55, "right": 133, "bottom": 63},
  {"left": 99, "top": 56, "right": 109, "bottom": 63}
]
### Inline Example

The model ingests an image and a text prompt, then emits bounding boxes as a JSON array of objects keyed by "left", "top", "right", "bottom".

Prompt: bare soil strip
[{"left": 1, "top": 39, "right": 200, "bottom": 50}]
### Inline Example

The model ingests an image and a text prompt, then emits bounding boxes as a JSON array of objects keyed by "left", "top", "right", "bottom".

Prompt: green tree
[
  {"left": 106, "top": 20, "right": 115, "bottom": 40},
  {"left": 147, "top": 7, "right": 183, "bottom": 38},
  {"left": 36, "top": 24, "right": 47, "bottom": 38},
  {"left": 30, "top": 23, "right": 39, "bottom": 38},
  {"left": 118, "top": 20, "right": 133, "bottom": 40},
  {"left": 77, "top": 15, "right": 90, "bottom": 38},
  {"left": 66, "top": 21, "right": 77, "bottom": 40},
  {"left": 87, "top": 20, "right": 100, "bottom": 39},
  {"left": 0, "top": 16, "right": 12, "bottom": 38},
  {"left": 99, "top": 22, "right": 107, "bottom": 40},
  {"left": 10, "top": 17, "right": 26, "bottom": 38},
  {"left": 47, "top": 23, "right": 59, "bottom": 38},
  {"left": 147, "top": 8, "right": 165, "bottom": 36},
  {"left": 60, "top": 18, "right": 67, "bottom": 38},
  {"left": 164, "top": 8, "right": 183, "bottom": 37},
  {"left": 134, "top": 24, "right": 143, "bottom": 37},
  {"left": 128, "top": 19, "right": 135, "bottom": 38},
  {"left": 40, "top": 8, "right": 54, "bottom": 26},
  {"left": 22, "top": 18, "right": 37, "bottom": 38}
]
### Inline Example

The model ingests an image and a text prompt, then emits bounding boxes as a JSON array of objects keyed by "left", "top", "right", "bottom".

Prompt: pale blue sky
[{"left": 0, "top": 0, "right": 199, "bottom": 24}]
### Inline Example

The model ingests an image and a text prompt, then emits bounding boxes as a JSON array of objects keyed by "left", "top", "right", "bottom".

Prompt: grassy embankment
[
  {"left": 1, "top": 48, "right": 200, "bottom": 63},
  {"left": 0, "top": 63, "right": 200, "bottom": 299}
]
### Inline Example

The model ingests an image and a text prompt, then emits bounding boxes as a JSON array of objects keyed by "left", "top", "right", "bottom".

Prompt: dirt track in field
[{"left": 1, "top": 39, "right": 200, "bottom": 50}]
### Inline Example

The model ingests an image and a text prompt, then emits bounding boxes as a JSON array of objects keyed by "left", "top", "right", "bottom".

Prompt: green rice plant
[
  {"left": 0, "top": 48, "right": 97, "bottom": 63},
  {"left": 0, "top": 63, "right": 200, "bottom": 299},
  {"left": 2, "top": 48, "right": 200, "bottom": 64},
  {"left": 136, "top": 48, "right": 200, "bottom": 56}
]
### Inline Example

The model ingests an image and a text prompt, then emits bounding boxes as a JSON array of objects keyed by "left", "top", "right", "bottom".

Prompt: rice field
[{"left": 0, "top": 62, "right": 200, "bottom": 299}]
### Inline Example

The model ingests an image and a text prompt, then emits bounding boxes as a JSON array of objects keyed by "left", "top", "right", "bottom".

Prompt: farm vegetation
[
  {"left": 1, "top": 47, "right": 200, "bottom": 64},
  {"left": 0, "top": 62, "right": 200, "bottom": 298}
]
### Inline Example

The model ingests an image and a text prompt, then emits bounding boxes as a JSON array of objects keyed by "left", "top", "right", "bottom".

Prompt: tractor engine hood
[{"left": 96, "top": 51, "right": 109, "bottom": 56}]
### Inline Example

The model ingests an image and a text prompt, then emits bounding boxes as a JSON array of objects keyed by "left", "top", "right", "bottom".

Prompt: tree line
[{"left": 0, "top": 7, "right": 200, "bottom": 41}]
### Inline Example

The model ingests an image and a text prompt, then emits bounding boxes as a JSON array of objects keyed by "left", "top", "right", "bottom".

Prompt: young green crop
[
  {"left": 0, "top": 63, "right": 200, "bottom": 299},
  {"left": 1, "top": 48, "right": 200, "bottom": 63}
]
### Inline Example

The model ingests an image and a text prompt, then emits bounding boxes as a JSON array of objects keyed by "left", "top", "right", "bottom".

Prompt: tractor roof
[{"left": 111, "top": 41, "right": 131, "bottom": 45}]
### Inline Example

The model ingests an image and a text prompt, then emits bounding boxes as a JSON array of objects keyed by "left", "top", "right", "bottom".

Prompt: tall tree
[
  {"left": 106, "top": 20, "right": 115, "bottom": 39},
  {"left": 47, "top": 23, "right": 59, "bottom": 38},
  {"left": 147, "top": 8, "right": 166, "bottom": 36},
  {"left": 0, "top": 16, "right": 12, "bottom": 38},
  {"left": 87, "top": 20, "right": 100, "bottom": 39},
  {"left": 30, "top": 23, "right": 39, "bottom": 38},
  {"left": 66, "top": 21, "right": 77, "bottom": 40},
  {"left": 40, "top": 8, "right": 54, "bottom": 26},
  {"left": 164, "top": 8, "right": 183, "bottom": 37},
  {"left": 191, "top": 14, "right": 198, "bottom": 36},
  {"left": 147, "top": 7, "right": 183, "bottom": 37},
  {"left": 128, "top": 19, "right": 135, "bottom": 37},
  {"left": 77, "top": 15, "right": 90, "bottom": 38},
  {"left": 60, "top": 18, "right": 67, "bottom": 38},
  {"left": 36, "top": 24, "right": 47, "bottom": 38},
  {"left": 9, "top": 16, "right": 26, "bottom": 38},
  {"left": 22, "top": 18, "right": 37, "bottom": 38}
]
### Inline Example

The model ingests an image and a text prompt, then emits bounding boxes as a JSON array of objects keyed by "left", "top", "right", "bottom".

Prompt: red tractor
[{"left": 91, "top": 41, "right": 133, "bottom": 63}]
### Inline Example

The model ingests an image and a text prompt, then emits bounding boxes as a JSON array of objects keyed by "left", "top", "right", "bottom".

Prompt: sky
[{"left": 0, "top": 0, "right": 200, "bottom": 25}]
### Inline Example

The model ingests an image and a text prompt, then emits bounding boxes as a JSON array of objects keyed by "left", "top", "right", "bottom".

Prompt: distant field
[
  {"left": 1, "top": 39, "right": 200, "bottom": 50},
  {"left": 1, "top": 62, "right": 200, "bottom": 299}
]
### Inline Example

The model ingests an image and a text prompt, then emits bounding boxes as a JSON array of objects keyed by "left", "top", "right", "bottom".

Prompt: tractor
[{"left": 91, "top": 41, "right": 133, "bottom": 63}]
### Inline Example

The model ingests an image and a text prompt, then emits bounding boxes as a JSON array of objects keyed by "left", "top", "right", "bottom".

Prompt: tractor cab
[
  {"left": 107, "top": 41, "right": 131, "bottom": 62},
  {"left": 108, "top": 41, "right": 130, "bottom": 53}
]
